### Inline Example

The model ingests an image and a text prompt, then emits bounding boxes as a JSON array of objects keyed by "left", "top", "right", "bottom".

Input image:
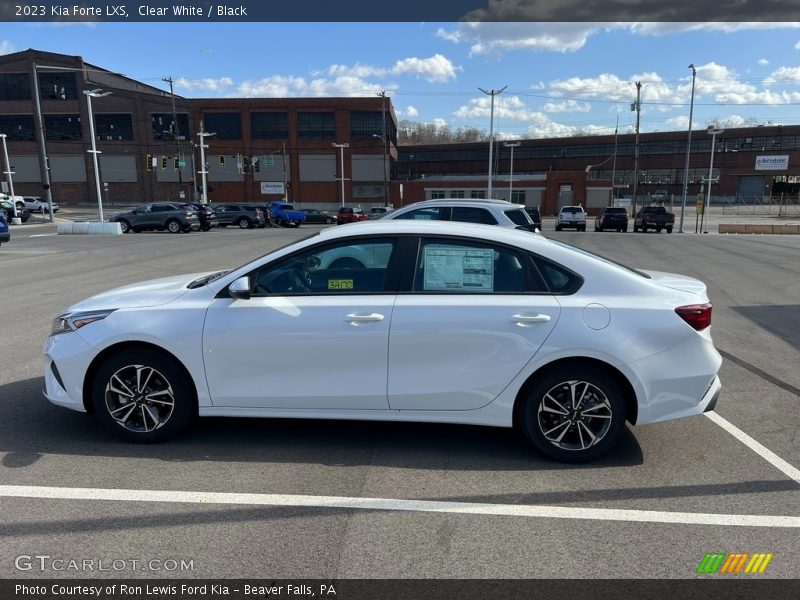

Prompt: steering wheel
[{"left": 255, "top": 268, "right": 310, "bottom": 294}]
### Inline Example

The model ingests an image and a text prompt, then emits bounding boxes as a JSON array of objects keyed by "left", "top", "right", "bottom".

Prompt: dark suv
[
  {"left": 111, "top": 203, "right": 200, "bottom": 233},
  {"left": 212, "top": 204, "right": 266, "bottom": 229},
  {"left": 594, "top": 207, "right": 629, "bottom": 232},
  {"left": 0, "top": 199, "right": 31, "bottom": 223},
  {"left": 180, "top": 203, "right": 217, "bottom": 231}
]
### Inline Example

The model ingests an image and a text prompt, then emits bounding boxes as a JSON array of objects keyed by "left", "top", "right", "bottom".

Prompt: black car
[
  {"left": 211, "top": 204, "right": 266, "bottom": 229},
  {"left": 0, "top": 200, "right": 31, "bottom": 223},
  {"left": 595, "top": 207, "right": 629, "bottom": 232},
  {"left": 301, "top": 208, "right": 337, "bottom": 224},
  {"left": 524, "top": 207, "right": 542, "bottom": 231},
  {"left": 180, "top": 203, "right": 217, "bottom": 231},
  {"left": 111, "top": 203, "right": 200, "bottom": 233}
]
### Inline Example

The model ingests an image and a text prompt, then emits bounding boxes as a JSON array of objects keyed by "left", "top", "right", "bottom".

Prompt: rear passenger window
[
  {"left": 451, "top": 206, "right": 497, "bottom": 225},
  {"left": 395, "top": 207, "right": 447, "bottom": 221},
  {"left": 533, "top": 256, "right": 583, "bottom": 294}
]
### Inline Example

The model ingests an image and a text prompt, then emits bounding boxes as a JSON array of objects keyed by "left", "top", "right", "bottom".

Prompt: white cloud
[
  {"left": 0, "top": 40, "right": 14, "bottom": 55},
  {"left": 666, "top": 116, "right": 690, "bottom": 129},
  {"left": 796, "top": 41, "right": 800, "bottom": 50},
  {"left": 758, "top": 59, "right": 769, "bottom": 66},
  {"left": 765, "top": 66, "right": 800, "bottom": 86},
  {"left": 541, "top": 99, "right": 591, "bottom": 113},
  {"left": 235, "top": 75, "right": 396, "bottom": 98},
  {"left": 432, "top": 118, "right": 449, "bottom": 128},
  {"left": 175, "top": 77, "right": 234, "bottom": 93},
  {"left": 400, "top": 105, "right": 419, "bottom": 118},
  {"left": 326, "top": 54, "right": 459, "bottom": 83}
]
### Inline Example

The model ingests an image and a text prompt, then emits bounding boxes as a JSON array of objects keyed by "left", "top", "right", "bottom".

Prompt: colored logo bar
[{"left": 697, "top": 552, "right": 773, "bottom": 574}]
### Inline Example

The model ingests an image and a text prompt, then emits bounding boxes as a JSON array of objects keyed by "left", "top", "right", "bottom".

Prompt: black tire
[
  {"left": 326, "top": 218, "right": 334, "bottom": 224},
  {"left": 519, "top": 363, "right": 626, "bottom": 462},
  {"left": 238, "top": 217, "right": 251, "bottom": 229},
  {"left": 167, "top": 219, "right": 182, "bottom": 234},
  {"left": 91, "top": 348, "right": 195, "bottom": 443},
  {"left": 201, "top": 224, "right": 211, "bottom": 232},
  {"left": 579, "top": 226, "right": 586, "bottom": 232},
  {"left": 656, "top": 227, "right": 663, "bottom": 233},
  {"left": 666, "top": 227, "right": 673, "bottom": 234},
  {"left": 596, "top": 225, "right": 602, "bottom": 232},
  {"left": 118, "top": 219, "right": 131, "bottom": 234},
  {"left": 555, "top": 225, "right": 562, "bottom": 231}
]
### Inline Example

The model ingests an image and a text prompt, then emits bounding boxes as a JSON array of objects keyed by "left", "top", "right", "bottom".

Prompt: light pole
[
  {"left": 701, "top": 125, "right": 724, "bottom": 234},
  {"left": 197, "top": 121, "right": 216, "bottom": 205},
  {"left": 679, "top": 64, "right": 697, "bottom": 233},
  {"left": 333, "top": 143, "right": 349, "bottom": 207},
  {"left": 0, "top": 133, "right": 19, "bottom": 223},
  {"left": 372, "top": 133, "right": 389, "bottom": 207},
  {"left": 478, "top": 86, "right": 506, "bottom": 197},
  {"left": 84, "top": 88, "right": 112, "bottom": 222},
  {"left": 504, "top": 142, "right": 520, "bottom": 203}
]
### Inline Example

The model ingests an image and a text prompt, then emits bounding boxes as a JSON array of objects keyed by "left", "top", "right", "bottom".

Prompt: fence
[{"left": 720, "top": 194, "right": 800, "bottom": 216}]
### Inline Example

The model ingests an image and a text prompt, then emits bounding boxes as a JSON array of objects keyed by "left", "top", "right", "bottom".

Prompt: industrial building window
[
  {"left": 44, "top": 114, "right": 82, "bottom": 140},
  {"left": 38, "top": 72, "right": 78, "bottom": 100},
  {"left": 470, "top": 190, "right": 486, "bottom": 199},
  {"left": 511, "top": 191, "right": 526, "bottom": 204},
  {"left": 251, "top": 112, "right": 288, "bottom": 139},
  {"left": 298, "top": 112, "right": 335, "bottom": 139},
  {"left": 151, "top": 113, "right": 190, "bottom": 139},
  {"left": 0, "top": 115, "right": 36, "bottom": 140},
  {"left": 350, "top": 111, "right": 382, "bottom": 139},
  {"left": 0, "top": 73, "right": 31, "bottom": 101},
  {"left": 203, "top": 112, "right": 242, "bottom": 140},
  {"left": 431, "top": 190, "right": 446, "bottom": 199},
  {"left": 450, "top": 190, "right": 465, "bottom": 198},
  {"left": 94, "top": 114, "right": 134, "bottom": 140}
]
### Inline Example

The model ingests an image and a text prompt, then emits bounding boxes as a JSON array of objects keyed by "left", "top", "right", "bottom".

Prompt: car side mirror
[{"left": 229, "top": 276, "right": 251, "bottom": 300}]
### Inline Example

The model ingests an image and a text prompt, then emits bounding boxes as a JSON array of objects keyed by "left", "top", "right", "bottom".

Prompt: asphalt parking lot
[{"left": 0, "top": 221, "right": 798, "bottom": 580}]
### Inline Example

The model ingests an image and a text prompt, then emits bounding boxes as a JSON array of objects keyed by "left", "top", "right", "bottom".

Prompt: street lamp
[
  {"left": 84, "top": 88, "right": 112, "bottom": 222},
  {"left": 0, "top": 133, "right": 19, "bottom": 223},
  {"left": 197, "top": 122, "right": 216, "bottom": 205},
  {"left": 679, "top": 64, "right": 697, "bottom": 233},
  {"left": 332, "top": 143, "right": 349, "bottom": 207},
  {"left": 504, "top": 142, "right": 520, "bottom": 203},
  {"left": 478, "top": 86, "right": 507, "bottom": 197},
  {"left": 701, "top": 125, "right": 724, "bottom": 234}
]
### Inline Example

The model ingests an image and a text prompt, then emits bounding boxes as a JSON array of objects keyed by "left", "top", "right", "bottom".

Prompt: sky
[{"left": 4, "top": 21, "right": 800, "bottom": 139}]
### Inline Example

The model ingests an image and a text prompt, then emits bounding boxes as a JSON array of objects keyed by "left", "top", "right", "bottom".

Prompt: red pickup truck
[{"left": 337, "top": 206, "right": 368, "bottom": 224}]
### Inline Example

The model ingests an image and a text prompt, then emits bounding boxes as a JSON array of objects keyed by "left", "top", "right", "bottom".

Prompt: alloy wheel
[
  {"left": 104, "top": 365, "right": 175, "bottom": 433},
  {"left": 537, "top": 380, "right": 613, "bottom": 451}
]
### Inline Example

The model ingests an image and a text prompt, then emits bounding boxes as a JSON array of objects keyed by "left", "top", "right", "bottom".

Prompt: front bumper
[{"left": 43, "top": 332, "right": 95, "bottom": 412}]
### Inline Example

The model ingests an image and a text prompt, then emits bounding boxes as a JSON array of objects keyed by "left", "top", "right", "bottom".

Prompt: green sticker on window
[{"left": 328, "top": 279, "right": 354, "bottom": 290}]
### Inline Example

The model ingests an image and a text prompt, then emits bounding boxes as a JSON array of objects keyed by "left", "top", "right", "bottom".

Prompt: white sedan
[{"left": 44, "top": 221, "right": 721, "bottom": 462}]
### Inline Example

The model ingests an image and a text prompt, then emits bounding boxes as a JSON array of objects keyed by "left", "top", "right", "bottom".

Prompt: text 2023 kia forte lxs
[{"left": 44, "top": 221, "right": 721, "bottom": 462}]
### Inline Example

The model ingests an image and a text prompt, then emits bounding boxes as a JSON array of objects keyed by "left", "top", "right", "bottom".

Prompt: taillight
[
  {"left": 182, "top": 210, "right": 191, "bottom": 216},
  {"left": 675, "top": 303, "right": 712, "bottom": 331}
]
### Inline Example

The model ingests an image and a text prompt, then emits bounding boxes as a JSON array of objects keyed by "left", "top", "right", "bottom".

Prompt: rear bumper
[{"left": 0, "top": 231, "right": 10, "bottom": 243}]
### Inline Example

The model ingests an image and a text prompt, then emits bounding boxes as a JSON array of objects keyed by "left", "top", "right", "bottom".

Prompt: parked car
[
  {"left": 110, "top": 203, "right": 200, "bottom": 234},
  {"left": 0, "top": 199, "right": 31, "bottom": 223},
  {"left": 43, "top": 220, "right": 721, "bottom": 462},
  {"left": 269, "top": 202, "right": 306, "bottom": 227},
  {"left": 301, "top": 208, "right": 337, "bottom": 224},
  {"left": 211, "top": 204, "right": 266, "bottom": 229},
  {"left": 634, "top": 206, "right": 675, "bottom": 233},
  {"left": 23, "top": 196, "right": 60, "bottom": 213},
  {"left": 368, "top": 207, "right": 390, "bottom": 218},
  {"left": 337, "top": 206, "right": 368, "bottom": 224},
  {"left": 180, "top": 203, "right": 217, "bottom": 231},
  {"left": 383, "top": 199, "right": 537, "bottom": 231},
  {"left": 0, "top": 213, "right": 9, "bottom": 247},
  {"left": 595, "top": 207, "right": 629, "bottom": 232},
  {"left": 524, "top": 207, "right": 542, "bottom": 231},
  {"left": 556, "top": 206, "right": 587, "bottom": 231}
]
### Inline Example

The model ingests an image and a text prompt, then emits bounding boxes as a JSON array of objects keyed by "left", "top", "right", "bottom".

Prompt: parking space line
[
  {"left": 1, "top": 484, "right": 798, "bottom": 528},
  {"left": 705, "top": 412, "right": 800, "bottom": 486}
]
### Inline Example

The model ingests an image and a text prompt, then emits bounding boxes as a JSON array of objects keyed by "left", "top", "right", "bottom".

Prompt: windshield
[{"left": 281, "top": 204, "right": 295, "bottom": 210}]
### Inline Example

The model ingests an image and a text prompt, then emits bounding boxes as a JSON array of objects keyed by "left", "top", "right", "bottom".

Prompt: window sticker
[
  {"left": 328, "top": 279, "right": 354, "bottom": 290},
  {"left": 423, "top": 246, "right": 494, "bottom": 291}
]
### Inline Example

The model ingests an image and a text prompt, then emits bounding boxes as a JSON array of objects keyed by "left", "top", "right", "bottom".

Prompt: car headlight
[{"left": 51, "top": 309, "right": 117, "bottom": 336}]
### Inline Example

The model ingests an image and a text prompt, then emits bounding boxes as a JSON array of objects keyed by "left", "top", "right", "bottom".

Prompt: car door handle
[
  {"left": 345, "top": 313, "right": 385, "bottom": 323},
  {"left": 510, "top": 313, "right": 551, "bottom": 326}
]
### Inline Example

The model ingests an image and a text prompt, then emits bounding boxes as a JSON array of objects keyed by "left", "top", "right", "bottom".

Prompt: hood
[
  {"left": 641, "top": 270, "right": 709, "bottom": 300},
  {"left": 66, "top": 271, "right": 215, "bottom": 312}
]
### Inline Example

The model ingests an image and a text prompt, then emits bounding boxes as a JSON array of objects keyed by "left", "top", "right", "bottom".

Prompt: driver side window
[{"left": 251, "top": 238, "right": 399, "bottom": 296}]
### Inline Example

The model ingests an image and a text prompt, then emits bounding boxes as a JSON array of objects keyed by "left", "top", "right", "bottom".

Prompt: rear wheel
[
  {"left": 92, "top": 349, "right": 195, "bottom": 443},
  {"left": 656, "top": 227, "right": 663, "bottom": 233},
  {"left": 326, "top": 218, "right": 334, "bottom": 224},
  {"left": 238, "top": 217, "right": 251, "bottom": 229},
  {"left": 519, "top": 363, "right": 626, "bottom": 462},
  {"left": 666, "top": 226, "right": 673, "bottom": 234},
  {"left": 167, "top": 219, "right": 182, "bottom": 234}
]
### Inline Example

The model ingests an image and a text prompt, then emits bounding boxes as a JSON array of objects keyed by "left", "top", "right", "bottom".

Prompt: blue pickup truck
[{"left": 268, "top": 201, "right": 306, "bottom": 227}]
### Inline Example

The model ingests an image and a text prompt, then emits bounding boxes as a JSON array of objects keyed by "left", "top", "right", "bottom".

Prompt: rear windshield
[
  {"left": 606, "top": 207, "right": 627, "bottom": 213},
  {"left": 561, "top": 207, "right": 584, "bottom": 213},
  {"left": 504, "top": 208, "right": 533, "bottom": 226},
  {"left": 643, "top": 207, "right": 667, "bottom": 213},
  {"left": 550, "top": 240, "right": 651, "bottom": 279}
]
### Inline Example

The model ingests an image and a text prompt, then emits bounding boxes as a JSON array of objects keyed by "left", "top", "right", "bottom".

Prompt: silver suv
[{"left": 382, "top": 199, "right": 538, "bottom": 231}]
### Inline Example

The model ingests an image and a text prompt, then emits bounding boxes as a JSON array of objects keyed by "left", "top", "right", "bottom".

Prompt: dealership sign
[
  {"left": 260, "top": 182, "right": 285, "bottom": 195},
  {"left": 755, "top": 155, "right": 789, "bottom": 170}
]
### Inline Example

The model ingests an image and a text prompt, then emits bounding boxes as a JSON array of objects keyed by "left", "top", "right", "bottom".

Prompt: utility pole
[
  {"left": 611, "top": 115, "right": 619, "bottom": 201},
  {"left": 478, "top": 86, "right": 507, "bottom": 197},
  {"left": 504, "top": 142, "right": 520, "bottom": 203},
  {"left": 282, "top": 142, "right": 288, "bottom": 201},
  {"left": 31, "top": 62, "right": 55, "bottom": 222},
  {"left": 631, "top": 81, "right": 642, "bottom": 215},
  {"left": 1, "top": 134, "right": 19, "bottom": 222},
  {"left": 333, "top": 143, "right": 349, "bottom": 207},
  {"left": 379, "top": 90, "right": 388, "bottom": 207},
  {"left": 162, "top": 76, "right": 186, "bottom": 200},
  {"left": 679, "top": 64, "right": 697, "bottom": 233},
  {"left": 197, "top": 121, "right": 215, "bottom": 205}
]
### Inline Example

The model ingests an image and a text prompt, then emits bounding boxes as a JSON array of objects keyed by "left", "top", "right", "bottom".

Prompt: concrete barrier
[
  {"left": 57, "top": 222, "right": 122, "bottom": 235},
  {"left": 718, "top": 223, "right": 800, "bottom": 234},
  {"left": 744, "top": 224, "right": 774, "bottom": 234},
  {"left": 773, "top": 224, "right": 800, "bottom": 234},
  {"left": 719, "top": 224, "right": 747, "bottom": 234}
]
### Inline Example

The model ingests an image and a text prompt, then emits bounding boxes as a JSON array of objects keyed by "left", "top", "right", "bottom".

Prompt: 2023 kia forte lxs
[{"left": 44, "top": 221, "right": 721, "bottom": 462}]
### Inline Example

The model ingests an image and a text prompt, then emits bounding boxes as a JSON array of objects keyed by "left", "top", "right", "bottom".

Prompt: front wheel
[
  {"left": 92, "top": 349, "right": 195, "bottom": 443},
  {"left": 118, "top": 220, "right": 131, "bottom": 234},
  {"left": 519, "top": 364, "right": 626, "bottom": 462},
  {"left": 167, "top": 219, "right": 182, "bottom": 234},
  {"left": 238, "top": 217, "right": 251, "bottom": 229}
]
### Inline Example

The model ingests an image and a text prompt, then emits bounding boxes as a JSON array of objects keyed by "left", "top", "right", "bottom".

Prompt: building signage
[
  {"left": 260, "top": 182, "right": 284, "bottom": 195},
  {"left": 755, "top": 155, "right": 789, "bottom": 171}
]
